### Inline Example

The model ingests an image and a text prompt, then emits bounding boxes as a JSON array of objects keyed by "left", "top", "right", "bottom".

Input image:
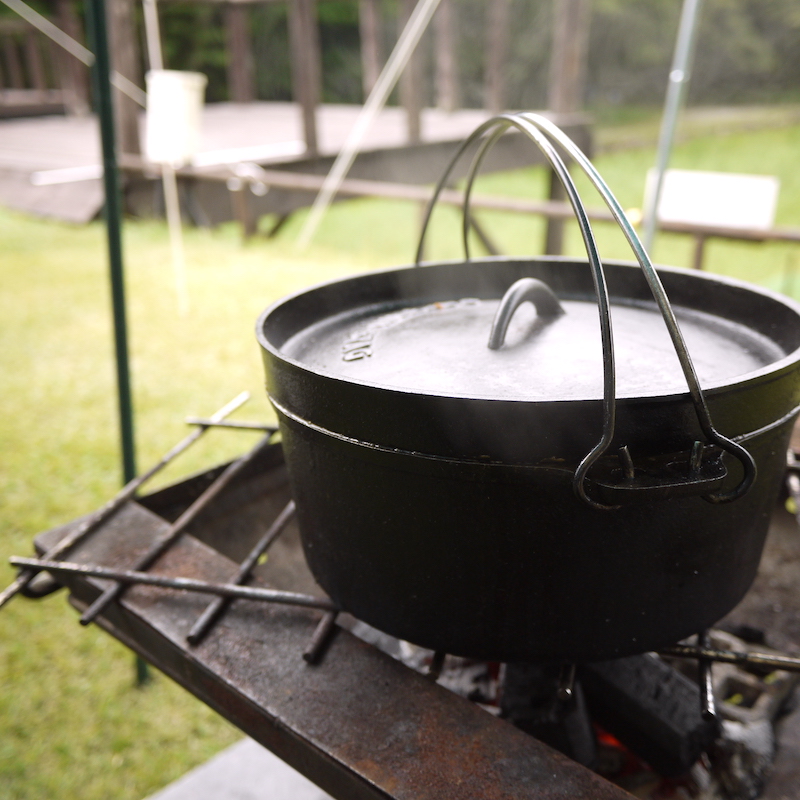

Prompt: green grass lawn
[{"left": 3, "top": 110, "right": 800, "bottom": 800}]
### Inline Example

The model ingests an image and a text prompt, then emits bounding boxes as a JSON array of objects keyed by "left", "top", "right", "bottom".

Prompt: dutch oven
[{"left": 256, "top": 113, "right": 800, "bottom": 662}]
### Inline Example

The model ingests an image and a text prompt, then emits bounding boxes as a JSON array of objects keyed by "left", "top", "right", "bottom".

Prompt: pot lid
[{"left": 279, "top": 291, "right": 785, "bottom": 401}]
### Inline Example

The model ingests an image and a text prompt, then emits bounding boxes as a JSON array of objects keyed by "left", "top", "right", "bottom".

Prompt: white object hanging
[{"left": 145, "top": 70, "right": 207, "bottom": 166}]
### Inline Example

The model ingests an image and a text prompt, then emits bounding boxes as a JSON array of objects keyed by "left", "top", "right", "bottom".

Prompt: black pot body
[{"left": 258, "top": 258, "right": 800, "bottom": 662}]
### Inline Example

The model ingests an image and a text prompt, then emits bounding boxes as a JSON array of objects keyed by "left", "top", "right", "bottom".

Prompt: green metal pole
[
  {"left": 85, "top": 0, "right": 136, "bottom": 485},
  {"left": 85, "top": 0, "right": 148, "bottom": 685}
]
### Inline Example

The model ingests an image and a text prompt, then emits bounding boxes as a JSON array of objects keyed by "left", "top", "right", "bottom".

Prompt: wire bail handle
[{"left": 414, "top": 112, "right": 756, "bottom": 509}]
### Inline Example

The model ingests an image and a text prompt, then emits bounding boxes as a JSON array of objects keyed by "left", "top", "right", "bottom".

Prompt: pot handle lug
[
  {"left": 487, "top": 278, "right": 565, "bottom": 350},
  {"left": 587, "top": 444, "right": 729, "bottom": 505}
]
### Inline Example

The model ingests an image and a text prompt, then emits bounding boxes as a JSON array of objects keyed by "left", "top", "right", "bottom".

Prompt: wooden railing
[
  {"left": 0, "top": 15, "right": 89, "bottom": 117},
  {"left": 151, "top": 0, "right": 527, "bottom": 158}
]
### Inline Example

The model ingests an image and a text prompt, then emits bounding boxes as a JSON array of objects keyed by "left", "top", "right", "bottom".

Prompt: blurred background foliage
[
  {"left": 139, "top": 0, "right": 800, "bottom": 107},
  {"left": 4, "top": 0, "right": 799, "bottom": 108}
]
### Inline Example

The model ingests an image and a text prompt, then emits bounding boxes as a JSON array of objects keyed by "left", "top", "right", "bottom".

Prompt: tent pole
[
  {"left": 86, "top": 0, "right": 147, "bottom": 685},
  {"left": 642, "top": 0, "right": 704, "bottom": 252},
  {"left": 86, "top": 0, "right": 136, "bottom": 487}
]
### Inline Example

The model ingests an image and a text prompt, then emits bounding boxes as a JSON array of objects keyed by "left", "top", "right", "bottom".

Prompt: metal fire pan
[{"left": 33, "top": 444, "right": 632, "bottom": 800}]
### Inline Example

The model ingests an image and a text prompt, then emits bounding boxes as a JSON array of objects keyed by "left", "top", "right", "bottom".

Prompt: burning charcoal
[{"left": 580, "top": 653, "right": 720, "bottom": 778}]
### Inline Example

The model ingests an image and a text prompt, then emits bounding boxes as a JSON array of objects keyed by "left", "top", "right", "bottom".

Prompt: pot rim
[{"left": 256, "top": 255, "right": 800, "bottom": 405}]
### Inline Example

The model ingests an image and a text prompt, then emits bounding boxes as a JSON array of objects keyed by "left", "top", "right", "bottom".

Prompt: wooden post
[
  {"left": 358, "top": 0, "right": 381, "bottom": 99},
  {"left": 54, "top": 0, "right": 90, "bottom": 115},
  {"left": 544, "top": 0, "right": 591, "bottom": 255},
  {"left": 484, "top": 0, "right": 510, "bottom": 113},
  {"left": 230, "top": 183, "right": 257, "bottom": 240},
  {"left": 398, "top": 0, "right": 422, "bottom": 144},
  {"left": 543, "top": 170, "right": 568, "bottom": 256},
  {"left": 434, "top": 0, "right": 458, "bottom": 111},
  {"left": 288, "top": 0, "right": 321, "bottom": 156},
  {"left": 23, "top": 28, "right": 47, "bottom": 89},
  {"left": 108, "top": 0, "right": 142, "bottom": 155},
  {"left": 225, "top": 3, "right": 255, "bottom": 102},
  {"left": 547, "top": 0, "right": 591, "bottom": 113},
  {"left": 692, "top": 235, "right": 707, "bottom": 270},
  {"left": 2, "top": 29, "right": 24, "bottom": 87}
]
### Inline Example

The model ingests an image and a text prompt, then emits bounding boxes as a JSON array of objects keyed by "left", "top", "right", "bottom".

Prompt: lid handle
[{"left": 487, "top": 277, "right": 564, "bottom": 350}]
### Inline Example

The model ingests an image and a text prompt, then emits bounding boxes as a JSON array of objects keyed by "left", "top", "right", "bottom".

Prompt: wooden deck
[{"left": 0, "top": 102, "right": 591, "bottom": 224}]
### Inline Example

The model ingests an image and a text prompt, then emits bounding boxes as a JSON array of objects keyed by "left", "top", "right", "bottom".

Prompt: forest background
[
  {"left": 129, "top": 0, "right": 800, "bottom": 108},
  {"left": 3, "top": 0, "right": 800, "bottom": 111}
]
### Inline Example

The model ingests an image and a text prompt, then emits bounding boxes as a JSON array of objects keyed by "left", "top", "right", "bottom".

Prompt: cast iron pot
[{"left": 256, "top": 114, "right": 800, "bottom": 662}]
